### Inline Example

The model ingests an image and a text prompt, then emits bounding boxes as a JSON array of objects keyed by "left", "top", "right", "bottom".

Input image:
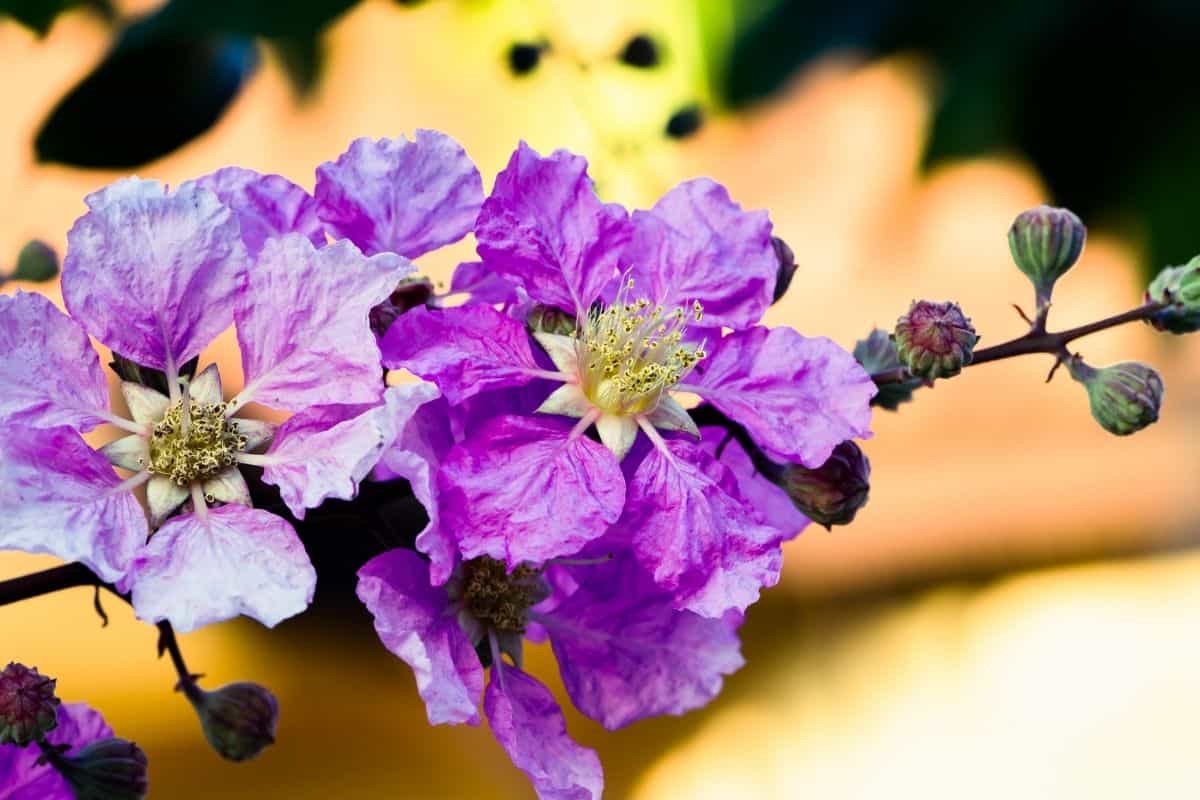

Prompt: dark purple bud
[
  {"left": 0, "top": 662, "right": 60, "bottom": 747},
  {"left": 1067, "top": 357, "right": 1163, "bottom": 436},
  {"left": 1008, "top": 205, "right": 1086, "bottom": 302},
  {"left": 188, "top": 682, "right": 278, "bottom": 762},
  {"left": 369, "top": 276, "right": 435, "bottom": 338},
  {"left": 779, "top": 441, "right": 870, "bottom": 529},
  {"left": 893, "top": 300, "right": 977, "bottom": 380},
  {"left": 770, "top": 236, "right": 797, "bottom": 304},
  {"left": 54, "top": 737, "right": 149, "bottom": 799}
]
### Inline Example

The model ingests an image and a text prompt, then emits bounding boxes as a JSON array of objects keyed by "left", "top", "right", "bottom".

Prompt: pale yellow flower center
[{"left": 149, "top": 398, "right": 246, "bottom": 485}]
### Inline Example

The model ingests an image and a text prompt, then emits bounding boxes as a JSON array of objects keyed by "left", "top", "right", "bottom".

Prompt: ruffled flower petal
[
  {"left": 189, "top": 166, "right": 325, "bottom": 256},
  {"left": 235, "top": 235, "right": 410, "bottom": 411},
  {"left": 0, "top": 292, "right": 109, "bottom": 431},
  {"left": 475, "top": 142, "right": 629, "bottom": 315},
  {"left": 146, "top": 474, "right": 188, "bottom": 526},
  {"left": 484, "top": 666, "right": 603, "bottom": 800},
  {"left": 698, "top": 427, "right": 808, "bottom": 540},
  {"left": 0, "top": 703, "right": 114, "bottom": 800},
  {"left": 628, "top": 178, "right": 776, "bottom": 331},
  {"left": 128, "top": 504, "right": 316, "bottom": 632},
  {"left": 315, "top": 131, "right": 483, "bottom": 258},
  {"left": 356, "top": 548, "right": 483, "bottom": 726},
  {"left": 0, "top": 426, "right": 147, "bottom": 583},
  {"left": 62, "top": 177, "right": 248, "bottom": 371},
  {"left": 620, "top": 438, "right": 783, "bottom": 618},
  {"left": 683, "top": 326, "right": 876, "bottom": 467},
  {"left": 438, "top": 415, "right": 625, "bottom": 569},
  {"left": 380, "top": 305, "right": 544, "bottom": 404},
  {"left": 546, "top": 553, "right": 745, "bottom": 730},
  {"left": 448, "top": 260, "right": 521, "bottom": 306}
]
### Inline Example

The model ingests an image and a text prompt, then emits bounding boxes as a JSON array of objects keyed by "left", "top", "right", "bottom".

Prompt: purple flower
[
  {"left": 0, "top": 177, "right": 412, "bottom": 632},
  {"left": 0, "top": 703, "right": 113, "bottom": 800},
  {"left": 381, "top": 142, "right": 876, "bottom": 617},
  {"left": 357, "top": 547, "right": 743, "bottom": 800}
]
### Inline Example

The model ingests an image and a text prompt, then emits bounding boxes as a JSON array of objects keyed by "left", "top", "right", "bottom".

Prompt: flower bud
[
  {"left": 55, "top": 737, "right": 149, "bottom": 800},
  {"left": 0, "top": 662, "right": 60, "bottom": 746},
  {"left": 11, "top": 239, "right": 59, "bottom": 282},
  {"left": 370, "top": 275, "right": 435, "bottom": 337},
  {"left": 1008, "top": 205, "right": 1086, "bottom": 300},
  {"left": 779, "top": 440, "right": 870, "bottom": 529},
  {"left": 1068, "top": 358, "right": 1164, "bottom": 436},
  {"left": 893, "top": 300, "right": 977, "bottom": 380},
  {"left": 188, "top": 682, "right": 278, "bottom": 762},
  {"left": 1145, "top": 256, "right": 1200, "bottom": 334},
  {"left": 853, "top": 328, "right": 922, "bottom": 410},
  {"left": 770, "top": 236, "right": 797, "bottom": 304},
  {"left": 526, "top": 303, "right": 577, "bottom": 336}
]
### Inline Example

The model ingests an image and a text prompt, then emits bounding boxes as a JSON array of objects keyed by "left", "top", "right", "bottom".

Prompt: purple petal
[
  {"left": 357, "top": 548, "right": 483, "bottom": 726},
  {"left": 699, "top": 426, "right": 809, "bottom": 540},
  {"left": 621, "top": 439, "right": 783, "bottom": 618},
  {"left": 438, "top": 415, "right": 625, "bottom": 569},
  {"left": 0, "top": 426, "right": 146, "bottom": 583},
  {"left": 189, "top": 166, "right": 325, "bottom": 256},
  {"left": 235, "top": 235, "right": 410, "bottom": 411},
  {"left": 128, "top": 504, "right": 315, "bottom": 632},
  {"left": 475, "top": 142, "right": 629, "bottom": 315},
  {"left": 315, "top": 131, "right": 483, "bottom": 258},
  {"left": 0, "top": 291, "right": 109, "bottom": 431},
  {"left": 683, "top": 326, "right": 876, "bottom": 467},
  {"left": 628, "top": 179, "right": 777, "bottom": 330},
  {"left": 380, "top": 304, "right": 543, "bottom": 404},
  {"left": 62, "top": 177, "right": 247, "bottom": 371},
  {"left": 484, "top": 666, "right": 603, "bottom": 800},
  {"left": 0, "top": 703, "right": 113, "bottom": 800},
  {"left": 447, "top": 261, "right": 521, "bottom": 306},
  {"left": 546, "top": 552, "right": 744, "bottom": 729}
]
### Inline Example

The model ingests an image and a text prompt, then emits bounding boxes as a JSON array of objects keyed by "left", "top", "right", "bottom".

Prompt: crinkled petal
[
  {"left": 546, "top": 552, "right": 744, "bottom": 729},
  {"left": 189, "top": 166, "right": 325, "bottom": 256},
  {"left": 147, "top": 474, "right": 188, "bottom": 526},
  {"left": 476, "top": 142, "right": 629, "bottom": 315},
  {"left": 0, "top": 703, "right": 113, "bottom": 800},
  {"left": 315, "top": 131, "right": 483, "bottom": 258},
  {"left": 235, "top": 234, "right": 410, "bottom": 411},
  {"left": 0, "top": 292, "right": 109, "bottom": 431},
  {"left": 128, "top": 504, "right": 315, "bottom": 632},
  {"left": 683, "top": 326, "right": 876, "bottom": 467},
  {"left": 357, "top": 548, "right": 483, "bottom": 725},
  {"left": 698, "top": 426, "right": 808, "bottom": 540},
  {"left": 202, "top": 466, "right": 251, "bottom": 507},
  {"left": 448, "top": 261, "right": 521, "bottom": 306},
  {"left": 438, "top": 415, "right": 625, "bottom": 569},
  {"left": 187, "top": 363, "right": 223, "bottom": 405},
  {"left": 0, "top": 426, "right": 146, "bottom": 583},
  {"left": 380, "top": 304, "right": 543, "bottom": 404},
  {"left": 620, "top": 438, "right": 783, "bottom": 617},
  {"left": 120, "top": 381, "right": 169, "bottom": 426},
  {"left": 484, "top": 666, "right": 603, "bottom": 800},
  {"left": 629, "top": 178, "right": 776, "bottom": 330},
  {"left": 62, "top": 177, "right": 247, "bottom": 371}
]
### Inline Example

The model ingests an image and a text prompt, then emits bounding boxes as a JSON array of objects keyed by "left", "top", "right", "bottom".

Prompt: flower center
[
  {"left": 461, "top": 558, "right": 544, "bottom": 635},
  {"left": 149, "top": 399, "right": 246, "bottom": 485},
  {"left": 578, "top": 281, "right": 705, "bottom": 415}
]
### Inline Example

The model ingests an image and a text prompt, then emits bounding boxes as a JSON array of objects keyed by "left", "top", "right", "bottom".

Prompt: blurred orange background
[{"left": 3, "top": 1, "right": 1199, "bottom": 797}]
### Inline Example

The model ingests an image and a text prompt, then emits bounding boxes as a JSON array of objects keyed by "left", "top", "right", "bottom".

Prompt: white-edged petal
[
  {"left": 100, "top": 434, "right": 150, "bottom": 471},
  {"left": 120, "top": 381, "right": 170, "bottom": 426},
  {"left": 233, "top": 418, "right": 276, "bottom": 451},
  {"left": 536, "top": 383, "right": 592, "bottom": 419},
  {"left": 188, "top": 363, "right": 223, "bottom": 405},
  {"left": 532, "top": 331, "right": 581, "bottom": 374},
  {"left": 645, "top": 395, "right": 700, "bottom": 438},
  {"left": 202, "top": 466, "right": 251, "bottom": 506},
  {"left": 147, "top": 475, "right": 188, "bottom": 525},
  {"left": 596, "top": 413, "right": 639, "bottom": 461}
]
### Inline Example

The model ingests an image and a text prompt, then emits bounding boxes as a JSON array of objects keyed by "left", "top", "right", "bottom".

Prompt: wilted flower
[{"left": 0, "top": 663, "right": 60, "bottom": 747}]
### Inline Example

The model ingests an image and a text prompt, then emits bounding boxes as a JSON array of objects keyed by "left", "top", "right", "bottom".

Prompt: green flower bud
[
  {"left": 55, "top": 737, "right": 149, "bottom": 800},
  {"left": 853, "top": 328, "right": 922, "bottom": 410},
  {"left": 188, "top": 682, "right": 278, "bottom": 762},
  {"left": 0, "top": 662, "right": 60, "bottom": 747},
  {"left": 1145, "top": 256, "right": 1200, "bottom": 334},
  {"left": 1008, "top": 205, "right": 1086, "bottom": 300},
  {"left": 893, "top": 300, "right": 977, "bottom": 380},
  {"left": 779, "top": 441, "right": 870, "bottom": 529},
  {"left": 526, "top": 303, "right": 578, "bottom": 336},
  {"left": 11, "top": 240, "right": 59, "bottom": 282},
  {"left": 1068, "top": 358, "right": 1164, "bottom": 436}
]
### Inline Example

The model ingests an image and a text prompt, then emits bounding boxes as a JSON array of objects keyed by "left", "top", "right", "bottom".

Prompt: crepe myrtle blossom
[
  {"left": 0, "top": 176, "right": 410, "bottom": 632},
  {"left": 0, "top": 703, "right": 120, "bottom": 800},
  {"left": 358, "top": 545, "right": 743, "bottom": 800},
  {"left": 381, "top": 142, "right": 877, "bottom": 618}
]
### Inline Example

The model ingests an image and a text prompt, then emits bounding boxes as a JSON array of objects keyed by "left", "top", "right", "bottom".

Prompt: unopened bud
[
  {"left": 1008, "top": 205, "right": 1086, "bottom": 301},
  {"left": 779, "top": 440, "right": 870, "bottom": 529},
  {"left": 526, "top": 303, "right": 577, "bottom": 336},
  {"left": 771, "top": 236, "right": 797, "bottom": 304},
  {"left": 188, "top": 682, "right": 278, "bottom": 762},
  {"left": 0, "top": 662, "right": 60, "bottom": 746},
  {"left": 893, "top": 300, "right": 977, "bottom": 380},
  {"left": 370, "top": 276, "right": 435, "bottom": 337},
  {"left": 1068, "top": 358, "right": 1164, "bottom": 436},
  {"left": 853, "top": 328, "right": 922, "bottom": 410},
  {"left": 11, "top": 240, "right": 59, "bottom": 282},
  {"left": 54, "top": 737, "right": 149, "bottom": 800},
  {"left": 1145, "top": 256, "right": 1200, "bottom": 334}
]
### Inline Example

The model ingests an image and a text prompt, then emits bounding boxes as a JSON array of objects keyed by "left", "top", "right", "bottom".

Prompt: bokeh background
[{"left": 3, "top": 1, "right": 1200, "bottom": 797}]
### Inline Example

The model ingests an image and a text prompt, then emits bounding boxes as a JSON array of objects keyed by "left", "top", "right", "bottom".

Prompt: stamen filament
[
  {"left": 236, "top": 453, "right": 280, "bottom": 467},
  {"left": 101, "top": 469, "right": 152, "bottom": 500},
  {"left": 94, "top": 410, "right": 150, "bottom": 437},
  {"left": 190, "top": 482, "right": 208, "bottom": 522}
]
